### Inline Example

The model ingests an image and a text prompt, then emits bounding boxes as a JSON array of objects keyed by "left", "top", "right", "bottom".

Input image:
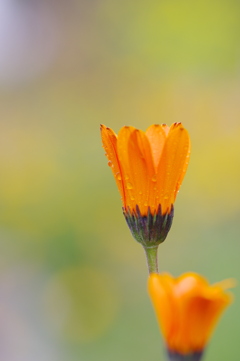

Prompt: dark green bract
[
  {"left": 167, "top": 350, "right": 204, "bottom": 361},
  {"left": 123, "top": 204, "right": 174, "bottom": 247}
]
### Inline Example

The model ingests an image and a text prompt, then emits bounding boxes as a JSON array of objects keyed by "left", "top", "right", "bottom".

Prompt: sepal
[
  {"left": 123, "top": 204, "right": 174, "bottom": 247},
  {"left": 167, "top": 350, "right": 204, "bottom": 361}
]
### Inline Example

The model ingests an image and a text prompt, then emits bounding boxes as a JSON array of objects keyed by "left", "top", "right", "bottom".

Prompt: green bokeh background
[{"left": 0, "top": 1, "right": 239, "bottom": 360}]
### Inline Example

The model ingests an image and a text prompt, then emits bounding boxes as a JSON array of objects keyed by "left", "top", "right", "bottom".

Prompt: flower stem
[{"left": 143, "top": 245, "right": 159, "bottom": 274}]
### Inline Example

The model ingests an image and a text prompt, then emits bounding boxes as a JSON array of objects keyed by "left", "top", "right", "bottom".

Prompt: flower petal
[
  {"left": 146, "top": 124, "right": 169, "bottom": 170},
  {"left": 149, "top": 272, "right": 234, "bottom": 355},
  {"left": 175, "top": 291, "right": 232, "bottom": 353},
  {"left": 100, "top": 124, "right": 126, "bottom": 204},
  {"left": 157, "top": 123, "right": 190, "bottom": 214},
  {"left": 148, "top": 273, "right": 176, "bottom": 340},
  {"left": 117, "top": 126, "right": 155, "bottom": 214}
]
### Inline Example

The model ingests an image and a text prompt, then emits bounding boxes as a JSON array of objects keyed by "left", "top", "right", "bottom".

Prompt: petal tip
[{"left": 100, "top": 124, "right": 107, "bottom": 131}]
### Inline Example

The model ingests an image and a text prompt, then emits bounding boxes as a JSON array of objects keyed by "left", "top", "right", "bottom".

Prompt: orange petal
[
  {"left": 157, "top": 123, "right": 190, "bottom": 214},
  {"left": 148, "top": 273, "right": 176, "bottom": 339},
  {"left": 169, "top": 273, "right": 233, "bottom": 354},
  {"left": 174, "top": 273, "right": 209, "bottom": 298},
  {"left": 148, "top": 271, "right": 234, "bottom": 354},
  {"left": 117, "top": 126, "right": 155, "bottom": 214},
  {"left": 100, "top": 124, "right": 126, "bottom": 205},
  {"left": 175, "top": 291, "right": 232, "bottom": 353},
  {"left": 148, "top": 274, "right": 170, "bottom": 335},
  {"left": 145, "top": 124, "right": 169, "bottom": 170},
  {"left": 116, "top": 126, "right": 136, "bottom": 209},
  {"left": 131, "top": 129, "right": 156, "bottom": 214}
]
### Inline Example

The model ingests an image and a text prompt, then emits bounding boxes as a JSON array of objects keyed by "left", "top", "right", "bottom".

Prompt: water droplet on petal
[
  {"left": 163, "top": 195, "right": 169, "bottom": 200},
  {"left": 144, "top": 202, "right": 148, "bottom": 207},
  {"left": 131, "top": 196, "right": 135, "bottom": 201},
  {"left": 116, "top": 173, "right": 122, "bottom": 181},
  {"left": 108, "top": 161, "right": 112, "bottom": 167},
  {"left": 127, "top": 182, "right": 133, "bottom": 190},
  {"left": 139, "top": 191, "right": 143, "bottom": 195},
  {"left": 151, "top": 175, "right": 157, "bottom": 182},
  {"left": 125, "top": 175, "right": 129, "bottom": 180}
]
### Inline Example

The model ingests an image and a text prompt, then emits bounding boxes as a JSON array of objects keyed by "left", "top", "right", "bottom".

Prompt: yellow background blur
[{"left": 0, "top": 1, "right": 239, "bottom": 360}]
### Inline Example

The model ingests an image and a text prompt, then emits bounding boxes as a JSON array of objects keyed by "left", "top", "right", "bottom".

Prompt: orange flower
[
  {"left": 148, "top": 272, "right": 234, "bottom": 358},
  {"left": 101, "top": 123, "right": 190, "bottom": 216},
  {"left": 101, "top": 123, "right": 190, "bottom": 248}
]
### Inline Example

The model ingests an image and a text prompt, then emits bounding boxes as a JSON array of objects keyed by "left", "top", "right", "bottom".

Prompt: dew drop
[
  {"left": 125, "top": 175, "right": 129, "bottom": 180},
  {"left": 144, "top": 202, "right": 148, "bottom": 207},
  {"left": 127, "top": 182, "right": 133, "bottom": 190},
  {"left": 151, "top": 175, "right": 157, "bottom": 182},
  {"left": 131, "top": 196, "right": 135, "bottom": 201},
  {"left": 116, "top": 173, "right": 122, "bottom": 181},
  {"left": 163, "top": 195, "right": 169, "bottom": 200},
  {"left": 139, "top": 191, "right": 143, "bottom": 195},
  {"left": 108, "top": 161, "right": 112, "bottom": 167}
]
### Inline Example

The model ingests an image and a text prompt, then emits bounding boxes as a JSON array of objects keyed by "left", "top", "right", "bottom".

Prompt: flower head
[
  {"left": 148, "top": 272, "right": 234, "bottom": 359},
  {"left": 100, "top": 123, "right": 190, "bottom": 247}
]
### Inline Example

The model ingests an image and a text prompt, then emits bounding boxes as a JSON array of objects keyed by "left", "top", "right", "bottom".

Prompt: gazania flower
[
  {"left": 148, "top": 272, "right": 234, "bottom": 361},
  {"left": 100, "top": 123, "right": 190, "bottom": 272}
]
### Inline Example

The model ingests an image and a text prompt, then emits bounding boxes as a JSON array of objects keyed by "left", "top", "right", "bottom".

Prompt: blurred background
[{"left": 0, "top": 0, "right": 239, "bottom": 360}]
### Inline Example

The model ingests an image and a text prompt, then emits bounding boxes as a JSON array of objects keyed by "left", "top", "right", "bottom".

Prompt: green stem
[{"left": 143, "top": 245, "right": 159, "bottom": 274}]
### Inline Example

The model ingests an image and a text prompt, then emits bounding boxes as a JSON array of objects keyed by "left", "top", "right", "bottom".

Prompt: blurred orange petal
[{"left": 148, "top": 272, "right": 234, "bottom": 356}]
